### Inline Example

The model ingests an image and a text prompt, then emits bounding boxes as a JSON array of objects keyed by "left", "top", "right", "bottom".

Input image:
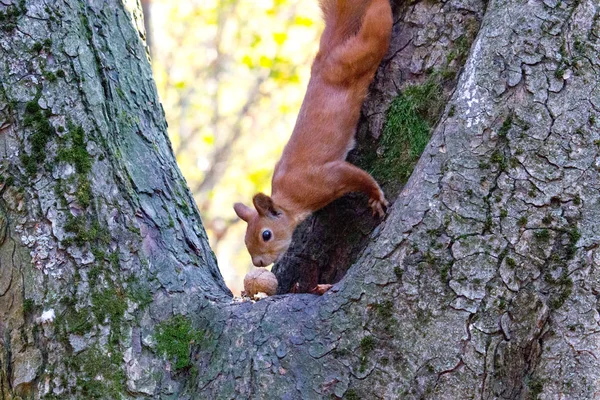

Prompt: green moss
[
  {"left": 108, "top": 252, "right": 120, "bottom": 270},
  {"left": 56, "top": 69, "right": 66, "bottom": 78},
  {"left": 566, "top": 228, "right": 580, "bottom": 259},
  {"left": 126, "top": 280, "right": 152, "bottom": 310},
  {"left": 497, "top": 296, "right": 506, "bottom": 311},
  {"left": 490, "top": 151, "right": 506, "bottom": 171},
  {"left": 358, "top": 335, "right": 376, "bottom": 373},
  {"left": 547, "top": 262, "right": 574, "bottom": 310},
  {"left": 178, "top": 201, "right": 192, "bottom": 216},
  {"left": 25, "top": 100, "right": 40, "bottom": 114},
  {"left": 423, "top": 250, "right": 437, "bottom": 266},
  {"left": 517, "top": 216, "right": 528, "bottom": 227},
  {"left": 448, "top": 105, "right": 456, "bottom": 117},
  {"left": 360, "top": 336, "right": 375, "bottom": 353},
  {"left": 506, "top": 257, "right": 516, "bottom": 268},
  {"left": 155, "top": 315, "right": 203, "bottom": 370},
  {"left": 373, "top": 300, "right": 394, "bottom": 320},
  {"left": 91, "top": 288, "right": 127, "bottom": 325},
  {"left": 345, "top": 389, "right": 360, "bottom": 400},
  {"left": 57, "top": 124, "right": 92, "bottom": 174},
  {"left": 498, "top": 114, "right": 513, "bottom": 138},
  {"left": 393, "top": 266, "right": 403, "bottom": 280},
  {"left": 75, "top": 179, "right": 92, "bottom": 208},
  {"left": 88, "top": 264, "right": 103, "bottom": 286},
  {"left": 483, "top": 216, "right": 493, "bottom": 231},
  {"left": 549, "top": 287, "right": 572, "bottom": 310},
  {"left": 23, "top": 298, "right": 34, "bottom": 314},
  {"left": 368, "top": 77, "right": 443, "bottom": 184},
  {"left": 510, "top": 158, "right": 518, "bottom": 170},
  {"left": 0, "top": 2, "right": 25, "bottom": 31},
  {"left": 44, "top": 72, "right": 57, "bottom": 82},
  {"left": 63, "top": 215, "right": 110, "bottom": 247},
  {"left": 439, "top": 263, "right": 450, "bottom": 282},
  {"left": 500, "top": 209, "right": 508, "bottom": 219},
  {"left": 64, "top": 308, "right": 93, "bottom": 335},
  {"left": 445, "top": 34, "right": 470, "bottom": 68},
  {"left": 21, "top": 99, "right": 55, "bottom": 176},
  {"left": 534, "top": 229, "right": 550, "bottom": 242},
  {"left": 31, "top": 41, "right": 43, "bottom": 53},
  {"left": 68, "top": 346, "right": 125, "bottom": 399},
  {"left": 528, "top": 377, "right": 544, "bottom": 399}
]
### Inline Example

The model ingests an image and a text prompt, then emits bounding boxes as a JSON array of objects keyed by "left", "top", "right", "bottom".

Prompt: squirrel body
[{"left": 235, "top": 0, "right": 392, "bottom": 267}]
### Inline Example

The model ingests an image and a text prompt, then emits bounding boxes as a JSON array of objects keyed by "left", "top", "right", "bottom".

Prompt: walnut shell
[{"left": 244, "top": 268, "right": 278, "bottom": 297}]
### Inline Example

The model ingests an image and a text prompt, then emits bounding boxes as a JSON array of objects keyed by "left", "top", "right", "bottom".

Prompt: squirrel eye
[{"left": 262, "top": 230, "right": 272, "bottom": 242}]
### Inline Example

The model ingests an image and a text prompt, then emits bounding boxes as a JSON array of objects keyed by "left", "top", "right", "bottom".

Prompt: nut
[{"left": 244, "top": 268, "right": 278, "bottom": 297}]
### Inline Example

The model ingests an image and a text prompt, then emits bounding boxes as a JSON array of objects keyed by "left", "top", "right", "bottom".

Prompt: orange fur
[{"left": 234, "top": 0, "right": 392, "bottom": 267}]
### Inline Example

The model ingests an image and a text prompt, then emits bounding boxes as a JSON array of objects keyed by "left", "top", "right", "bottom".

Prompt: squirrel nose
[{"left": 252, "top": 257, "right": 265, "bottom": 267}]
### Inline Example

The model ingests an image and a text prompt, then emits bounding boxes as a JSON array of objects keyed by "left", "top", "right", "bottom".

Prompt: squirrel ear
[
  {"left": 252, "top": 193, "right": 280, "bottom": 218},
  {"left": 234, "top": 202, "right": 256, "bottom": 222}
]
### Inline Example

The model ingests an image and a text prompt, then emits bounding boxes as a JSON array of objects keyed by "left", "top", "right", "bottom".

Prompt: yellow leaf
[
  {"left": 248, "top": 169, "right": 270, "bottom": 187},
  {"left": 259, "top": 55, "right": 272, "bottom": 68},
  {"left": 202, "top": 134, "right": 214, "bottom": 145},
  {"left": 294, "top": 15, "right": 314, "bottom": 27},
  {"left": 241, "top": 55, "right": 254, "bottom": 68},
  {"left": 273, "top": 32, "right": 287, "bottom": 45}
]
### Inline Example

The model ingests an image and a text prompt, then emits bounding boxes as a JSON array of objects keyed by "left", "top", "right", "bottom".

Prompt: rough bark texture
[
  {"left": 1, "top": 0, "right": 600, "bottom": 399},
  {"left": 0, "top": 0, "right": 229, "bottom": 398}
]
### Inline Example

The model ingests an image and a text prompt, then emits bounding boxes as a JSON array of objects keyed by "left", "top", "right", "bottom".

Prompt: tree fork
[{"left": 0, "top": 0, "right": 599, "bottom": 399}]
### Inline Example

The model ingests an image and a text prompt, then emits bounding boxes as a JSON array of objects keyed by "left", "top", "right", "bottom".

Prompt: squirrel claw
[
  {"left": 368, "top": 196, "right": 388, "bottom": 218},
  {"left": 310, "top": 284, "right": 333, "bottom": 295}
]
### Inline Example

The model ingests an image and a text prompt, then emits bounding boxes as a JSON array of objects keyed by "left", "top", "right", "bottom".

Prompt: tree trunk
[
  {"left": 1, "top": 0, "right": 599, "bottom": 399},
  {"left": 0, "top": 0, "right": 230, "bottom": 398}
]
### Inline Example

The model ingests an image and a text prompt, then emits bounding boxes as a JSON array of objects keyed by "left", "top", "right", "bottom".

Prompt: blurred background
[{"left": 143, "top": 0, "right": 322, "bottom": 294}]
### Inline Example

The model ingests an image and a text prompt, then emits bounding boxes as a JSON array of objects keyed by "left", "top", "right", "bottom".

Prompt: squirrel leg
[
  {"left": 324, "top": 161, "right": 388, "bottom": 217},
  {"left": 321, "top": 0, "right": 393, "bottom": 83}
]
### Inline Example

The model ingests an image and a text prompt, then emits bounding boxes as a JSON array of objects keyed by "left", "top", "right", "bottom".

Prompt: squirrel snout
[{"left": 252, "top": 257, "right": 267, "bottom": 267}]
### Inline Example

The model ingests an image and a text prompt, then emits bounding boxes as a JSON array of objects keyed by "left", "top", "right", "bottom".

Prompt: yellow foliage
[
  {"left": 273, "top": 32, "right": 287, "bottom": 45},
  {"left": 149, "top": 0, "right": 322, "bottom": 294}
]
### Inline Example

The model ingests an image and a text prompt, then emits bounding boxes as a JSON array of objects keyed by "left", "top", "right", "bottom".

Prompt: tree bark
[
  {"left": 1, "top": 0, "right": 599, "bottom": 399},
  {"left": 0, "top": 0, "right": 229, "bottom": 398}
]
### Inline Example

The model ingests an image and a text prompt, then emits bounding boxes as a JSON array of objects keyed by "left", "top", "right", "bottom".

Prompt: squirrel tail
[{"left": 319, "top": 0, "right": 372, "bottom": 52}]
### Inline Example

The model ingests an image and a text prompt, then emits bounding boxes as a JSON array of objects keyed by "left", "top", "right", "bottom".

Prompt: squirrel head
[{"left": 233, "top": 193, "right": 294, "bottom": 267}]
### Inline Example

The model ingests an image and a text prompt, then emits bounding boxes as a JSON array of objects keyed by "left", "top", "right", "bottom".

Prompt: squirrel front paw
[{"left": 368, "top": 191, "right": 388, "bottom": 218}]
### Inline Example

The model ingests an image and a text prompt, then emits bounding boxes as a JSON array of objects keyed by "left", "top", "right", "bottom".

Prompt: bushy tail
[
  {"left": 319, "top": 0, "right": 372, "bottom": 52},
  {"left": 318, "top": 0, "right": 392, "bottom": 83}
]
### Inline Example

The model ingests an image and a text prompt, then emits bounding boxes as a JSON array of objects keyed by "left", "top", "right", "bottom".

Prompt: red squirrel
[{"left": 234, "top": 0, "right": 392, "bottom": 267}]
